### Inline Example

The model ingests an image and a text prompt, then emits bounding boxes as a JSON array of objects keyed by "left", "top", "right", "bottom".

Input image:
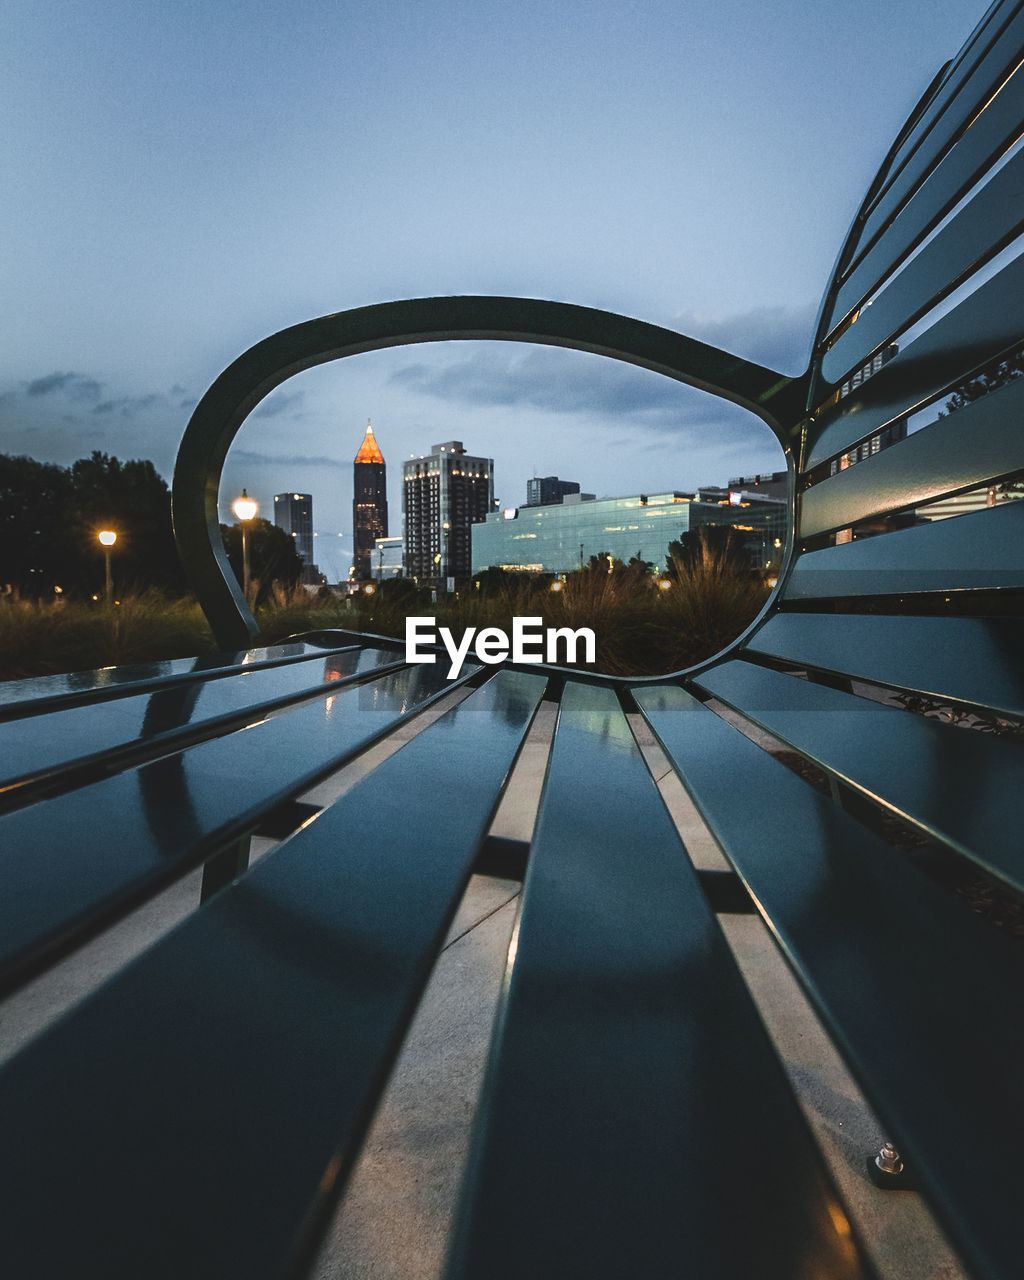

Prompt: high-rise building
[
  {"left": 402, "top": 441, "right": 494, "bottom": 585},
  {"left": 273, "top": 492, "right": 315, "bottom": 567},
  {"left": 524, "top": 476, "right": 581, "bottom": 507},
  {"left": 353, "top": 421, "right": 388, "bottom": 580}
]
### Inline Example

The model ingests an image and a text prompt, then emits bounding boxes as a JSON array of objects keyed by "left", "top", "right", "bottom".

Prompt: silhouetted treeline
[{"left": 1, "top": 451, "right": 301, "bottom": 599}]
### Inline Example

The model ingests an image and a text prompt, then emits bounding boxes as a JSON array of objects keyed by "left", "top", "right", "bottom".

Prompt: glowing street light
[
  {"left": 98, "top": 530, "right": 117, "bottom": 604},
  {"left": 232, "top": 489, "right": 257, "bottom": 598}
]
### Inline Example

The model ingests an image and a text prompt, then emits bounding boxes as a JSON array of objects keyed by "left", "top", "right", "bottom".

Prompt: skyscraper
[
  {"left": 352, "top": 421, "right": 388, "bottom": 580},
  {"left": 273, "top": 492, "right": 315, "bottom": 568},
  {"left": 524, "top": 476, "right": 581, "bottom": 507},
  {"left": 402, "top": 440, "right": 494, "bottom": 585}
]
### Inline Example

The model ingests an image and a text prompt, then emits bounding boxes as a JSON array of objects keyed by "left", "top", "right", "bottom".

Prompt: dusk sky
[{"left": 4, "top": 0, "right": 982, "bottom": 579}]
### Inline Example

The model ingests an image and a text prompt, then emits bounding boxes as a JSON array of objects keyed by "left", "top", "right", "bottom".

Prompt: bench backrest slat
[
  {"left": 785, "top": 499, "right": 1024, "bottom": 600},
  {"left": 799, "top": 374, "right": 1024, "bottom": 539},
  {"left": 745, "top": 613, "right": 1024, "bottom": 717},
  {"left": 695, "top": 658, "right": 1024, "bottom": 890}
]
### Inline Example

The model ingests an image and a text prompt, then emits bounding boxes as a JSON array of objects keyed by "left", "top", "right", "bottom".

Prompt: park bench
[{"left": 3, "top": 1, "right": 1024, "bottom": 1275}]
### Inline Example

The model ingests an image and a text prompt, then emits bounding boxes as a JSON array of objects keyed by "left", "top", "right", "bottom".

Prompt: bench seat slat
[
  {"left": 785, "top": 498, "right": 1024, "bottom": 599},
  {"left": 0, "top": 647, "right": 399, "bottom": 812},
  {"left": 0, "top": 661, "right": 460, "bottom": 994},
  {"left": 694, "top": 659, "right": 1024, "bottom": 891},
  {"left": 445, "top": 681, "right": 867, "bottom": 1280},
  {"left": 0, "top": 669, "right": 547, "bottom": 1280},
  {"left": 745, "top": 613, "right": 1024, "bottom": 718},
  {"left": 634, "top": 681, "right": 1024, "bottom": 1280},
  {"left": 0, "top": 640, "right": 364, "bottom": 720}
]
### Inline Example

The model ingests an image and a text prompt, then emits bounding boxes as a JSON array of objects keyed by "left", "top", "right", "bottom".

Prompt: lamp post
[
  {"left": 98, "top": 530, "right": 117, "bottom": 605},
  {"left": 232, "top": 489, "right": 257, "bottom": 598}
]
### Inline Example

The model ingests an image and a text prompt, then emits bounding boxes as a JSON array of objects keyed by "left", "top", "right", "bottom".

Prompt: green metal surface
[
  {"left": 172, "top": 296, "right": 803, "bottom": 648},
  {"left": 0, "top": 647, "right": 396, "bottom": 813},
  {"left": 808, "top": 248, "right": 1024, "bottom": 465},
  {"left": 0, "top": 659, "right": 459, "bottom": 995},
  {"left": 745, "top": 613, "right": 1024, "bottom": 717},
  {"left": 634, "top": 680, "right": 1024, "bottom": 1280},
  {"left": 823, "top": 144, "right": 1024, "bottom": 386},
  {"left": 850, "top": 3, "right": 1024, "bottom": 259},
  {"left": 0, "top": 670, "right": 546, "bottom": 1280},
  {"left": 799, "top": 374, "right": 1024, "bottom": 539},
  {"left": 694, "top": 658, "right": 1024, "bottom": 892},
  {"left": 826, "top": 63, "right": 1024, "bottom": 344},
  {"left": 785, "top": 498, "right": 1024, "bottom": 599},
  {"left": 446, "top": 681, "right": 867, "bottom": 1280}
]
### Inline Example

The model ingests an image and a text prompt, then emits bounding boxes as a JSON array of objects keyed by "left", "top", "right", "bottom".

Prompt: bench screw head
[{"left": 875, "top": 1143, "right": 903, "bottom": 1176}]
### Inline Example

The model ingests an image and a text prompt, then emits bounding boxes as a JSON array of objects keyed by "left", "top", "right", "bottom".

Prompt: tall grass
[{"left": 0, "top": 544, "right": 769, "bottom": 683}]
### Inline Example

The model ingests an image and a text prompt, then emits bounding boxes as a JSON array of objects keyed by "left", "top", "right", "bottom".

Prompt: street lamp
[
  {"left": 232, "top": 489, "right": 257, "bottom": 598},
  {"left": 98, "top": 530, "right": 117, "bottom": 605}
]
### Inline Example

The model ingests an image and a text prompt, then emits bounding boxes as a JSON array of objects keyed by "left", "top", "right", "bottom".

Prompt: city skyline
[{"left": 3, "top": 2, "right": 985, "bottom": 584}]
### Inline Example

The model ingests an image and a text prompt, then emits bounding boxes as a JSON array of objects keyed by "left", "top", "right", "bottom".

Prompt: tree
[
  {"left": 220, "top": 518, "right": 303, "bottom": 602},
  {"left": 0, "top": 454, "right": 74, "bottom": 594},
  {"left": 66, "top": 451, "right": 185, "bottom": 595}
]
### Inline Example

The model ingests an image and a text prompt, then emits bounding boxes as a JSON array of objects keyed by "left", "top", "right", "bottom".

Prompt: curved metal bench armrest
[{"left": 171, "top": 295, "right": 806, "bottom": 648}]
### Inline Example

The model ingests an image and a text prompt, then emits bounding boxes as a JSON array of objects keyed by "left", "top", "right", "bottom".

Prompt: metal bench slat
[
  {"left": 808, "top": 245, "right": 1024, "bottom": 465},
  {"left": 0, "top": 647, "right": 399, "bottom": 811},
  {"left": 694, "top": 658, "right": 1024, "bottom": 891},
  {"left": 799, "top": 375, "right": 1024, "bottom": 538},
  {"left": 839, "top": 1, "right": 1024, "bottom": 285},
  {"left": 0, "top": 661, "right": 461, "bottom": 993},
  {"left": 445, "top": 681, "right": 868, "bottom": 1280},
  {"left": 823, "top": 144, "right": 1024, "bottom": 387},
  {"left": 745, "top": 613, "right": 1024, "bottom": 718},
  {"left": 827, "top": 65, "right": 1024, "bottom": 347},
  {"left": 0, "top": 669, "right": 547, "bottom": 1280},
  {"left": 634, "top": 681, "right": 1024, "bottom": 1280},
  {"left": 785, "top": 497, "right": 1024, "bottom": 600},
  {"left": 0, "top": 639, "right": 364, "bottom": 720}
]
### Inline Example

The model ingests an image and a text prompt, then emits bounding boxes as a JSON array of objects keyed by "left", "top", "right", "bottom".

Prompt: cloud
[
  {"left": 26, "top": 371, "right": 104, "bottom": 400},
  {"left": 669, "top": 303, "right": 818, "bottom": 376},
  {"left": 252, "top": 390, "right": 305, "bottom": 419},
  {"left": 390, "top": 346, "right": 701, "bottom": 421},
  {"left": 230, "top": 449, "right": 349, "bottom": 469}
]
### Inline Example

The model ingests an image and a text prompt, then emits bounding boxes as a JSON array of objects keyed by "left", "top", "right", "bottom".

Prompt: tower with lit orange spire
[{"left": 352, "top": 420, "right": 388, "bottom": 580}]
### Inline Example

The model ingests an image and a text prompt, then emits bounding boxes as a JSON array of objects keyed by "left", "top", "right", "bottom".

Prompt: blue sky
[{"left": 3, "top": 0, "right": 982, "bottom": 579}]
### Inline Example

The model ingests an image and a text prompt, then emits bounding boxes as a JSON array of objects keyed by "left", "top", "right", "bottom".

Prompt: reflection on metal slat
[
  {"left": 826, "top": 72, "right": 1024, "bottom": 341},
  {"left": 446, "top": 681, "right": 865, "bottom": 1280},
  {"left": 0, "top": 640, "right": 363, "bottom": 719},
  {"left": 799, "top": 375, "right": 1024, "bottom": 538},
  {"left": 785, "top": 499, "right": 1024, "bottom": 598},
  {"left": 847, "top": 3, "right": 1024, "bottom": 276},
  {"left": 806, "top": 248, "right": 1024, "bottom": 468},
  {"left": 693, "top": 659, "right": 1024, "bottom": 892},
  {"left": 634, "top": 680, "right": 1024, "bottom": 1280},
  {"left": 745, "top": 612, "right": 1024, "bottom": 718},
  {"left": 822, "top": 146, "right": 1024, "bottom": 386},
  {"left": 0, "top": 669, "right": 547, "bottom": 1280},
  {"left": 0, "top": 648, "right": 399, "bottom": 807},
  {"left": 0, "top": 660, "right": 460, "bottom": 995}
]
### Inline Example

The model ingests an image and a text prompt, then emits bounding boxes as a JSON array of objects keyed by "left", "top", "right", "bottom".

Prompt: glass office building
[{"left": 472, "top": 491, "right": 786, "bottom": 574}]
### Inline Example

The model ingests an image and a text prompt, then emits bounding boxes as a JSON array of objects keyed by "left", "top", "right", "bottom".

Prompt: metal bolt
[{"left": 875, "top": 1143, "right": 903, "bottom": 1176}]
